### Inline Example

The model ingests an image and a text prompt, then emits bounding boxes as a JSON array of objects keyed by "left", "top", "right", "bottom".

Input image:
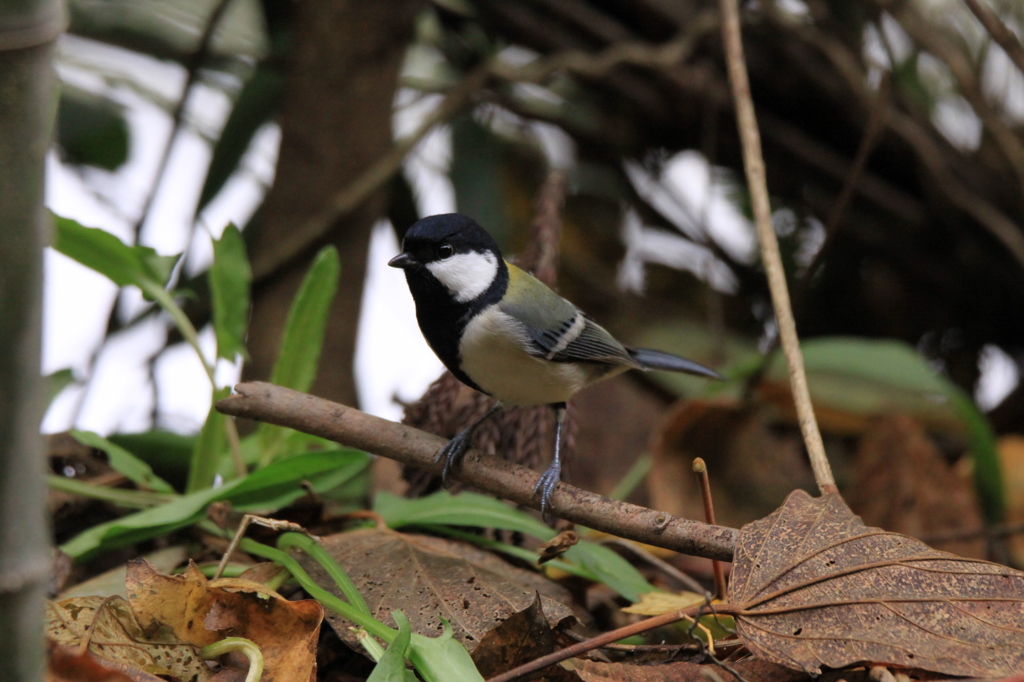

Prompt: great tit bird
[{"left": 389, "top": 213, "right": 722, "bottom": 514}]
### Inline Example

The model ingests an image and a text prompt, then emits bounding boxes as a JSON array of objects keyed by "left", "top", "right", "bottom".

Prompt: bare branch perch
[{"left": 216, "top": 382, "right": 738, "bottom": 561}]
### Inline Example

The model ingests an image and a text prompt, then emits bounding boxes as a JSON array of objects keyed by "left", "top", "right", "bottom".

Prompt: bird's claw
[
  {"left": 436, "top": 433, "right": 471, "bottom": 487},
  {"left": 533, "top": 465, "right": 561, "bottom": 519}
]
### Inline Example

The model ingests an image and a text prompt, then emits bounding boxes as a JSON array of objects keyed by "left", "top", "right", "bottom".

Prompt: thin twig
[
  {"left": 216, "top": 382, "right": 739, "bottom": 560},
  {"left": 485, "top": 604, "right": 703, "bottom": 682},
  {"left": 717, "top": 0, "right": 835, "bottom": 492},
  {"left": 693, "top": 458, "right": 728, "bottom": 600},
  {"left": 212, "top": 513, "right": 308, "bottom": 580},
  {"left": 133, "top": 0, "right": 236, "bottom": 235},
  {"left": 962, "top": 0, "right": 1024, "bottom": 78}
]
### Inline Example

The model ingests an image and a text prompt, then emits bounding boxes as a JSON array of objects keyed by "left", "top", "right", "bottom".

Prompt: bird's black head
[{"left": 388, "top": 213, "right": 508, "bottom": 305}]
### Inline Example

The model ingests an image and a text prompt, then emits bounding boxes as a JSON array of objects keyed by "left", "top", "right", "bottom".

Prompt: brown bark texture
[{"left": 244, "top": 0, "right": 421, "bottom": 408}]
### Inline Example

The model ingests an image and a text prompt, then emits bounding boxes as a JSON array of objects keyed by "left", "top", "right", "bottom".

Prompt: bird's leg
[
  {"left": 534, "top": 403, "right": 567, "bottom": 517},
  {"left": 437, "top": 402, "right": 502, "bottom": 485}
]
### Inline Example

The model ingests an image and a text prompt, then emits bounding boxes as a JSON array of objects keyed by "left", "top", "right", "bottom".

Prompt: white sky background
[{"left": 42, "top": 16, "right": 1023, "bottom": 436}]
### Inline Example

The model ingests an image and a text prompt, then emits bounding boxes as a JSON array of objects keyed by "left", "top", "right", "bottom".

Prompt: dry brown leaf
[
  {"left": 471, "top": 593, "right": 577, "bottom": 681},
  {"left": 45, "top": 596, "right": 213, "bottom": 680},
  {"left": 727, "top": 490, "right": 1024, "bottom": 677},
  {"left": 573, "top": 657, "right": 807, "bottom": 681},
  {"left": 621, "top": 591, "right": 707, "bottom": 616},
  {"left": 58, "top": 547, "right": 189, "bottom": 601},
  {"left": 126, "top": 559, "right": 323, "bottom": 682},
  {"left": 999, "top": 435, "right": 1024, "bottom": 566},
  {"left": 848, "top": 415, "right": 984, "bottom": 558},
  {"left": 650, "top": 401, "right": 814, "bottom": 530},
  {"left": 47, "top": 641, "right": 164, "bottom": 682},
  {"left": 537, "top": 528, "right": 579, "bottom": 564},
  {"left": 302, "top": 528, "right": 576, "bottom": 652}
]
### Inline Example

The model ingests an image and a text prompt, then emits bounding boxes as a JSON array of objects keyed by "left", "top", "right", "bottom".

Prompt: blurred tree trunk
[
  {"left": 244, "top": 0, "right": 421, "bottom": 407},
  {"left": 0, "top": 1, "right": 63, "bottom": 679}
]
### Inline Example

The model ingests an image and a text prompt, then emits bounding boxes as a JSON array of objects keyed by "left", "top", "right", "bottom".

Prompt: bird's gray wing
[{"left": 498, "top": 264, "right": 636, "bottom": 366}]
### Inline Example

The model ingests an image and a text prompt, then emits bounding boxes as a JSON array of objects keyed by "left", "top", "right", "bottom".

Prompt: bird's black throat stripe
[{"left": 405, "top": 255, "right": 510, "bottom": 395}]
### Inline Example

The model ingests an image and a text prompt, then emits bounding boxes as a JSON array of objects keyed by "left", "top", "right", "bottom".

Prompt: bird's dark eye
[{"left": 437, "top": 243, "right": 454, "bottom": 260}]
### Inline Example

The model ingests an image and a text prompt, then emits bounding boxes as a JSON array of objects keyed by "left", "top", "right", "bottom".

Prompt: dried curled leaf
[
  {"left": 728, "top": 491, "right": 1024, "bottom": 677},
  {"left": 126, "top": 559, "right": 323, "bottom": 682},
  {"left": 45, "top": 596, "right": 212, "bottom": 680}
]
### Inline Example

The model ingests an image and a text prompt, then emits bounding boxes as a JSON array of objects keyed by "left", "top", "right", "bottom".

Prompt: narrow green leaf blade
[
  {"left": 408, "top": 619, "right": 485, "bottom": 682},
  {"left": 270, "top": 245, "right": 340, "bottom": 392},
  {"left": 60, "top": 450, "right": 364, "bottom": 561},
  {"left": 374, "top": 490, "right": 555, "bottom": 539},
  {"left": 229, "top": 449, "right": 370, "bottom": 511},
  {"left": 187, "top": 387, "right": 231, "bottom": 493},
  {"left": 52, "top": 215, "right": 148, "bottom": 287},
  {"left": 768, "top": 337, "right": 1005, "bottom": 522},
  {"left": 564, "top": 541, "right": 658, "bottom": 603},
  {"left": 53, "top": 215, "right": 180, "bottom": 295},
  {"left": 368, "top": 611, "right": 413, "bottom": 682},
  {"left": 375, "top": 491, "right": 658, "bottom": 602},
  {"left": 72, "top": 430, "right": 176, "bottom": 494},
  {"left": 209, "top": 224, "right": 252, "bottom": 360},
  {"left": 257, "top": 245, "right": 339, "bottom": 465}
]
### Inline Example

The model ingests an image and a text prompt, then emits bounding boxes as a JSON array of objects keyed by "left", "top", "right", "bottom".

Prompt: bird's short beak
[{"left": 388, "top": 252, "right": 418, "bottom": 269}]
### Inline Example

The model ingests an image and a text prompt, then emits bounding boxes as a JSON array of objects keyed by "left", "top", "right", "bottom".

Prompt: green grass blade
[
  {"left": 258, "top": 246, "right": 340, "bottom": 465},
  {"left": 186, "top": 387, "right": 231, "bottom": 493},
  {"left": 72, "top": 430, "right": 176, "bottom": 494}
]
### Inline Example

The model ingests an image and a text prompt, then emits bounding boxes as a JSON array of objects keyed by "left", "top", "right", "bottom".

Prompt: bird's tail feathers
[{"left": 627, "top": 347, "right": 724, "bottom": 380}]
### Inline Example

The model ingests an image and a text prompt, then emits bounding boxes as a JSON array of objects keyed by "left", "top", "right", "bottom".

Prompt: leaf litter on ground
[
  {"left": 126, "top": 559, "right": 323, "bottom": 682},
  {"left": 299, "top": 527, "right": 578, "bottom": 654},
  {"left": 45, "top": 558, "right": 324, "bottom": 682}
]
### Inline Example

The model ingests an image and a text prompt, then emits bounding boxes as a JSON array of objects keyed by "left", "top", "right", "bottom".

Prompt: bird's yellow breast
[{"left": 458, "top": 304, "right": 626, "bottom": 405}]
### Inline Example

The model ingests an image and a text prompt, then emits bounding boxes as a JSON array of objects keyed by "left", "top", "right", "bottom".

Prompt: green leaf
[
  {"left": 60, "top": 450, "right": 370, "bottom": 561},
  {"left": 375, "top": 491, "right": 658, "bottom": 602},
  {"left": 374, "top": 490, "right": 553, "bottom": 539},
  {"left": 108, "top": 430, "right": 195, "bottom": 489},
  {"left": 186, "top": 387, "right": 231, "bottom": 493},
  {"left": 270, "top": 245, "right": 340, "bottom": 391},
  {"left": 45, "top": 368, "right": 76, "bottom": 410},
  {"left": 52, "top": 218, "right": 206, "bottom": 374},
  {"left": 57, "top": 86, "right": 129, "bottom": 170},
  {"left": 766, "top": 337, "right": 1005, "bottom": 522},
  {"left": 366, "top": 612, "right": 416, "bottom": 682},
  {"left": 258, "top": 246, "right": 340, "bottom": 465},
  {"left": 408, "top": 619, "right": 485, "bottom": 682},
  {"left": 209, "top": 224, "right": 252, "bottom": 360},
  {"left": 72, "top": 430, "right": 176, "bottom": 494},
  {"left": 196, "top": 66, "right": 284, "bottom": 215},
  {"left": 52, "top": 216, "right": 179, "bottom": 290},
  {"left": 229, "top": 448, "right": 370, "bottom": 511},
  {"left": 563, "top": 542, "right": 656, "bottom": 603}
]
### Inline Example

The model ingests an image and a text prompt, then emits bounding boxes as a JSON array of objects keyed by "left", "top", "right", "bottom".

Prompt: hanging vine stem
[{"left": 717, "top": 0, "right": 836, "bottom": 493}]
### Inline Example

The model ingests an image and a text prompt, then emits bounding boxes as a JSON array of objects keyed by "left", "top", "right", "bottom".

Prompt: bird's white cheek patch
[{"left": 426, "top": 251, "right": 498, "bottom": 303}]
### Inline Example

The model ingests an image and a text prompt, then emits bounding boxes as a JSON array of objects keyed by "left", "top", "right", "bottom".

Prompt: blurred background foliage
[{"left": 47, "top": 0, "right": 1024, "bottom": 564}]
